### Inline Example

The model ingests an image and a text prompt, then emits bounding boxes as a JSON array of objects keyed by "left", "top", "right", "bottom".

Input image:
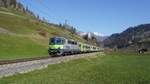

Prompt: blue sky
[{"left": 18, "top": 0, "right": 150, "bottom": 35}]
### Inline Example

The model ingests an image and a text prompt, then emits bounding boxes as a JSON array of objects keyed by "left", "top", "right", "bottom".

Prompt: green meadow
[
  {"left": 0, "top": 8, "right": 86, "bottom": 60},
  {"left": 0, "top": 52, "right": 150, "bottom": 84}
]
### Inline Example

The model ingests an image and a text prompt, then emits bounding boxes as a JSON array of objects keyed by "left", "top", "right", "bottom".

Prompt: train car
[
  {"left": 48, "top": 37, "right": 101, "bottom": 56},
  {"left": 48, "top": 37, "right": 80, "bottom": 56}
]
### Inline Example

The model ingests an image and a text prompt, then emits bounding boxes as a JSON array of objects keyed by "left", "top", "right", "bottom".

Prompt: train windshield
[{"left": 50, "top": 37, "right": 65, "bottom": 45}]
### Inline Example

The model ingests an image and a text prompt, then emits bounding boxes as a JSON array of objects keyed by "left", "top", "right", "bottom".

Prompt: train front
[{"left": 48, "top": 37, "right": 65, "bottom": 55}]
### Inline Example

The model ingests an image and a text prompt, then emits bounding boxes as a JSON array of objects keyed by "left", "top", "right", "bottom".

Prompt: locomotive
[{"left": 48, "top": 37, "right": 101, "bottom": 56}]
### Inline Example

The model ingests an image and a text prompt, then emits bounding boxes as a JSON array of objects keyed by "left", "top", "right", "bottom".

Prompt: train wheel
[{"left": 56, "top": 51, "right": 64, "bottom": 56}]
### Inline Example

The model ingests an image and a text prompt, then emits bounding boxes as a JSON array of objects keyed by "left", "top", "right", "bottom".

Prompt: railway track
[
  {"left": 0, "top": 52, "right": 100, "bottom": 65},
  {"left": 0, "top": 54, "right": 86, "bottom": 65},
  {"left": 0, "top": 56, "right": 52, "bottom": 65},
  {"left": 0, "top": 52, "right": 101, "bottom": 78}
]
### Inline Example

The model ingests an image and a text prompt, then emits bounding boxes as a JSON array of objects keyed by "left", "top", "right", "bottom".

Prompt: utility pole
[{"left": 65, "top": 19, "right": 68, "bottom": 25}]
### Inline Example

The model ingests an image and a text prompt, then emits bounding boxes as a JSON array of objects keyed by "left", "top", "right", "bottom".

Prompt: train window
[
  {"left": 83, "top": 45, "right": 86, "bottom": 48},
  {"left": 50, "top": 37, "right": 65, "bottom": 45},
  {"left": 68, "top": 40, "right": 72, "bottom": 44},
  {"left": 79, "top": 44, "right": 81, "bottom": 47},
  {"left": 72, "top": 41, "right": 75, "bottom": 44},
  {"left": 68, "top": 40, "right": 77, "bottom": 45},
  {"left": 74, "top": 42, "right": 77, "bottom": 45},
  {"left": 62, "top": 39, "right": 65, "bottom": 44}
]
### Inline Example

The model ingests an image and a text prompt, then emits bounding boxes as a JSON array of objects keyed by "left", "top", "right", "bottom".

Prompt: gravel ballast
[{"left": 0, "top": 53, "right": 99, "bottom": 78}]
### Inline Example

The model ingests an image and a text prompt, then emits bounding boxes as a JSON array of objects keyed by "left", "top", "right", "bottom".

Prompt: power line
[
  {"left": 36, "top": 0, "right": 67, "bottom": 23},
  {"left": 21, "top": 0, "right": 53, "bottom": 21},
  {"left": 20, "top": 0, "right": 69, "bottom": 24}
]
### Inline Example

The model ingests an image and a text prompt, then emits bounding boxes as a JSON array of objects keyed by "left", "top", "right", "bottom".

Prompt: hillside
[
  {"left": 0, "top": 6, "right": 86, "bottom": 60},
  {"left": 103, "top": 24, "right": 150, "bottom": 51}
]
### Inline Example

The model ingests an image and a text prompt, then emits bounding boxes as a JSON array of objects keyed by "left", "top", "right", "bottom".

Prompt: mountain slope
[
  {"left": 103, "top": 24, "right": 150, "bottom": 50},
  {"left": 0, "top": 7, "right": 86, "bottom": 60}
]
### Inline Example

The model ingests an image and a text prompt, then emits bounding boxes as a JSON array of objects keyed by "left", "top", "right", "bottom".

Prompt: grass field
[
  {"left": 0, "top": 34, "right": 48, "bottom": 60},
  {"left": 0, "top": 8, "right": 86, "bottom": 60},
  {"left": 0, "top": 52, "right": 150, "bottom": 84}
]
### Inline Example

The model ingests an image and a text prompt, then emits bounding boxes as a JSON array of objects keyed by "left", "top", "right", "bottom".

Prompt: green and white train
[{"left": 48, "top": 37, "right": 102, "bottom": 56}]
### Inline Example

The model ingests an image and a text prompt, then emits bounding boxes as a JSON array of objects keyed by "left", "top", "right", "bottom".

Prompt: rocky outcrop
[
  {"left": 0, "top": 0, "right": 34, "bottom": 15},
  {"left": 0, "top": 0, "right": 17, "bottom": 8}
]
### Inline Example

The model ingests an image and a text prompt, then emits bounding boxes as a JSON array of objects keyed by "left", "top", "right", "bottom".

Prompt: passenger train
[{"left": 48, "top": 37, "right": 102, "bottom": 56}]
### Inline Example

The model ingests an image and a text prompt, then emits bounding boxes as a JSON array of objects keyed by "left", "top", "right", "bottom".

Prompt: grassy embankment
[
  {"left": 0, "top": 52, "right": 150, "bottom": 84},
  {"left": 0, "top": 8, "right": 86, "bottom": 60}
]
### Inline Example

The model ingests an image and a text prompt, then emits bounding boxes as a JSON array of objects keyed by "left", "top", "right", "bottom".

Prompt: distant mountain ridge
[
  {"left": 78, "top": 32, "right": 107, "bottom": 42},
  {"left": 103, "top": 24, "right": 150, "bottom": 50}
]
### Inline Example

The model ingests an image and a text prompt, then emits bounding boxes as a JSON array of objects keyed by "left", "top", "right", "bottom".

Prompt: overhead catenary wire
[
  {"left": 20, "top": 0, "right": 71, "bottom": 26},
  {"left": 21, "top": 0, "right": 55, "bottom": 22},
  {"left": 36, "top": 0, "right": 70, "bottom": 24}
]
